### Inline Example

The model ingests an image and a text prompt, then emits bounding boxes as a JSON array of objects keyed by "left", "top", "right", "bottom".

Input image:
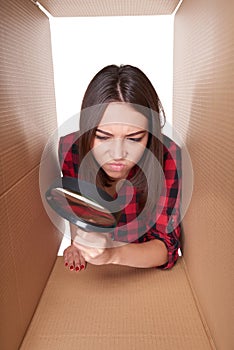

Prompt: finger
[
  {"left": 73, "top": 251, "right": 82, "bottom": 272},
  {"left": 63, "top": 247, "right": 72, "bottom": 268},
  {"left": 74, "top": 245, "right": 87, "bottom": 263},
  {"left": 75, "top": 250, "right": 87, "bottom": 272},
  {"left": 67, "top": 251, "right": 76, "bottom": 271},
  {"left": 72, "top": 248, "right": 87, "bottom": 272},
  {"left": 63, "top": 246, "right": 82, "bottom": 271},
  {"left": 79, "top": 254, "right": 87, "bottom": 271},
  {"left": 80, "top": 262, "right": 86, "bottom": 271}
]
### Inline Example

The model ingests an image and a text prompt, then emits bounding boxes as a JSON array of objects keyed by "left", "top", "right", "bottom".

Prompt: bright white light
[{"left": 50, "top": 15, "right": 174, "bottom": 130}]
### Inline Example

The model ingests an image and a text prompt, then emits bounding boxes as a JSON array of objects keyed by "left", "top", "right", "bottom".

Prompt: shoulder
[
  {"left": 162, "top": 134, "right": 181, "bottom": 160},
  {"left": 58, "top": 132, "right": 80, "bottom": 177},
  {"left": 162, "top": 134, "right": 181, "bottom": 175},
  {"left": 162, "top": 134, "right": 181, "bottom": 154},
  {"left": 59, "top": 131, "right": 80, "bottom": 152}
]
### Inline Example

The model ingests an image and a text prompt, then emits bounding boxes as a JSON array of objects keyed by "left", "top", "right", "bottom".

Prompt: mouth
[{"left": 106, "top": 163, "right": 126, "bottom": 171}]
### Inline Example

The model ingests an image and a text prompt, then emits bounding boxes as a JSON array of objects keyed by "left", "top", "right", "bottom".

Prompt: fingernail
[
  {"left": 70, "top": 265, "right": 74, "bottom": 270},
  {"left": 80, "top": 264, "right": 85, "bottom": 270},
  {"left": 65, "top": 262, "right": 68, "bottom": 267},
  {"left": 75, "top": 266, "right": 80, "bottom": 271}
]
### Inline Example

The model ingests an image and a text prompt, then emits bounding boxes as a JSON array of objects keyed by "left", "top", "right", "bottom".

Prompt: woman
[{"left": 59, "top": 64, "right": 181, "bottom": 271}]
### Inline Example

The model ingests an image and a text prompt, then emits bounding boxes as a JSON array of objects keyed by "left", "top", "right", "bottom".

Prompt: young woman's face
[{"left": 92, "top": 102, "right": 149, "bottom": 181}]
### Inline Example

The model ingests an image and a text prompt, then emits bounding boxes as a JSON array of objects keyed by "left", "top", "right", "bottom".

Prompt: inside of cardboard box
[{"left": 1, "top": 1, "right": 233, "bottom": 349}]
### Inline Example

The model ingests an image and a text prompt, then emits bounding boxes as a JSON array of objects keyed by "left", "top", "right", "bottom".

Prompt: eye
[
  {"left": 95, "top": 135, "right": 110, "bottom": 141},
  {"left": 127, "top": 137, "right": 144, "bottom": 142}
]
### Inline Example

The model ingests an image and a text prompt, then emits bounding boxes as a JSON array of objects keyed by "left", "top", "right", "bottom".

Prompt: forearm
[{"left": 110, "top": 239, "right": 168, "bottom": 268}]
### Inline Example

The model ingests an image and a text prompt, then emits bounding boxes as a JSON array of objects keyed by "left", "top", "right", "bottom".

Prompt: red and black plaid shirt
[{"left": 58, "top": 132, "right": 182, "bottom": 269}]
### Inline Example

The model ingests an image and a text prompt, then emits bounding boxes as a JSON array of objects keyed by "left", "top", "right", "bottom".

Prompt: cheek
[
  {"left": 91, "top": 147, "right": 101, "bottom": 164},
  {"left": 91, "top": 142, "right": 108, "bottom": 165},
  {"left": 130, "top": 146, "right": 146, "bottom": 163}
]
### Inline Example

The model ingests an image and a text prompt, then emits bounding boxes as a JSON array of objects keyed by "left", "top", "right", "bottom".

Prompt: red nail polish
[
  {"left": 75, "top": 266, "right": 80, "bottom": 271},
  {"left": 70, "top": 265, "right": 74, "bottom": 270},
  {"left": 80, "top": 264, "right": 85, "bottom": 270},
  {"left": 65, "top": 262, "right": 68, "bottom": 266}
]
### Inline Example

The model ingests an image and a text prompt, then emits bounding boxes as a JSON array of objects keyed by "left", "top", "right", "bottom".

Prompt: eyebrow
[{"left": 96, "top": 128, "right": 146, "bottom": 137}]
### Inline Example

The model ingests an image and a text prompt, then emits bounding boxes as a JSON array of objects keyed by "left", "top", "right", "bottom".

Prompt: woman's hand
[
  {"left": 73, "top": 229, "right": 115, "bottom": 266},
  {"left": 63, "top": 244, "right": 87, "bottom": 272}
]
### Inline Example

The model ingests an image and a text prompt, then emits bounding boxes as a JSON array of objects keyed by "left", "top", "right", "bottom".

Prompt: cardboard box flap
[{"left": 38, "top": 0, "right": 181, "bottom": 17}]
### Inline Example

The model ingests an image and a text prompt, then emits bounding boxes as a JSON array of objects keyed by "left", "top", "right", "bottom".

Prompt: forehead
[{"left": 99, "top": 102, "right": 148, "bottom": 130}]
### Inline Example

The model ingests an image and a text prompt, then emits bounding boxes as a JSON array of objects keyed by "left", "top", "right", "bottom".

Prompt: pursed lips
[{"left": 106, "top": 163, "right": 126, "bottom": 171}]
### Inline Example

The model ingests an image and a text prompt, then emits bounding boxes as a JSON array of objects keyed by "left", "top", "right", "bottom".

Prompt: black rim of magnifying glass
[{"left": 45, "top": 177, "right": 118, "bottom": 232}]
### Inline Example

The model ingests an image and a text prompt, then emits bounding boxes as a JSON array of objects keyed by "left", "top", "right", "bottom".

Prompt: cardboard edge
[{"left": 181, "top": 258, "right": 217, "bottom": 350}]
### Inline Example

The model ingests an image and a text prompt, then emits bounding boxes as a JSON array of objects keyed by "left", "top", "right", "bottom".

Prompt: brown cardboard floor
[{"left": 20, "top": 257, "right": 213, "bottom": 350}]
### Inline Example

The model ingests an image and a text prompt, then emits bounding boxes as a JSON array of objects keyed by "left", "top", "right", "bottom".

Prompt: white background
[{"left": 50, "top": 15, "right": 174, "bottom": 128}]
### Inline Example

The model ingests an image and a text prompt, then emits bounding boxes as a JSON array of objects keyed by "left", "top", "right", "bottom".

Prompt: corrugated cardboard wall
[
  {"left": 0, "top": 1, "right": 62, "bottom": 349},
  {"left": 39, "top": 0, "right": 180, "bottom": 17},
  {"left": 173, "top": 0, "right": 234, "bottom": 349}
]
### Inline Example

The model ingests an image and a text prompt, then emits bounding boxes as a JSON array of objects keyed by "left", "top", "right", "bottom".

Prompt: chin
[
  {"left": 104, "top": 170, "right": 127, "bottom": 180},
  {"left": 108, "top": 173, "right": 125, "bottom": 180}
]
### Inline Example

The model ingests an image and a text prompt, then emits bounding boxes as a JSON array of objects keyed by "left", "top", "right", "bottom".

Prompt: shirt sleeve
[
  {"left": 58, "top": 132, "right": 79, "bottom": 178},
  {"left": 144, "top": 138, "right": 182, "bottom": 269}
]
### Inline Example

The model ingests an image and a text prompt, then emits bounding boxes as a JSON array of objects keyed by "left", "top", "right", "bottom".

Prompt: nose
[{"left": 109, "top": 138, "right": 127, "bottom": 159}]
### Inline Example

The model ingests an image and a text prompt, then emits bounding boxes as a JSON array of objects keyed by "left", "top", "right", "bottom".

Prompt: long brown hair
[{"left": 78, "top": 64, "right": 165, "bottom": 208}]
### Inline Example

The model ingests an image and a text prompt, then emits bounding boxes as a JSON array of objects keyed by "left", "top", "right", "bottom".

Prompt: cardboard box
[{"left": 0, "top": 0, "right": 233, "bottom": 349}]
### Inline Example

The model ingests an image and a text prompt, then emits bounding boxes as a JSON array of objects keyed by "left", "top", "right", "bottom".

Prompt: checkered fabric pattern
[{"left": 58, "top": 132, "right": 181, "bottom": 269}]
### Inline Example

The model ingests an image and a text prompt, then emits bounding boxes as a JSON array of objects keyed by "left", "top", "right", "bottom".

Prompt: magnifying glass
[{"left": 45, "top": 177, "right": 120, "bottom": 232}]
